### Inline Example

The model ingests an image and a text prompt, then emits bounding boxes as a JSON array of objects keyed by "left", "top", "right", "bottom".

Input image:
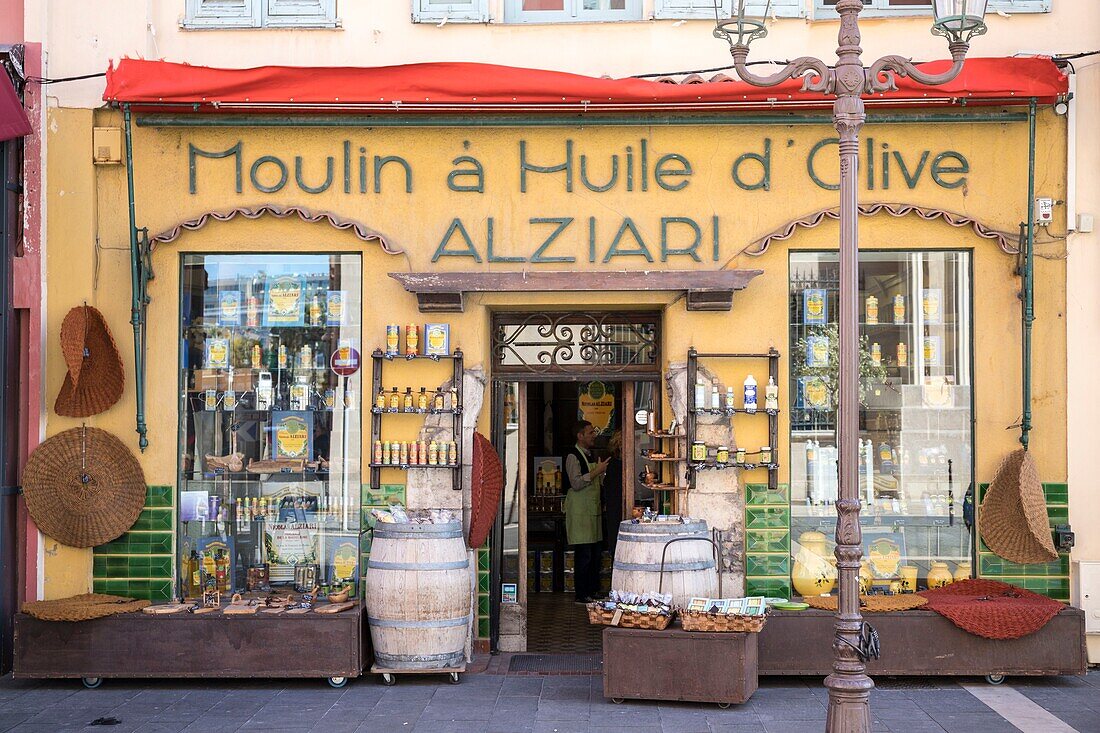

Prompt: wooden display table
[
  {"left": 602, "top": 625, "right": 757, "bottom": 706},
  {"left": 13, "top": 606, "right": 366, "bottom": 688},
  {"left": 758, "top": 606, "right": 1086, "bottom": 679}
]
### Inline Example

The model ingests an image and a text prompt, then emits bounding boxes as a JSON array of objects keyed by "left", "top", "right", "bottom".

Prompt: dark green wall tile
[
  {"left": 979, "top": 553, "right": 1069, "bottom": 578},
  {"left": 478, "top": 617, "right": 490, "bottom": 640},
  {"left": 478, "top": 594, "right": 490, "bottom": 617},
  {"left": 746, "top": 530, "right": 790, "bottom": 555},
  {"left": 745, "top": 577, "right": 791, "bottom": 599},
  {"left": 146, "top": 486, "right": 174, "bottom": 508},
  {"left": 129, "top": 509, "right": 174, "bottom": 532},
  {"left": 746, "top": 507, "right": 789, "bottom": 529},
  {"left": 1043, "top": 483, "right": 1069, "bottom": 505},
  {"left": 746, "top": 553, "right": 790, "bottom": 577}
]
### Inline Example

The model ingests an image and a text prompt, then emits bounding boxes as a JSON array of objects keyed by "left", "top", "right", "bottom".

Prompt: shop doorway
[{"left": 487, "top": 312, "right": 663, "bottom": 654}]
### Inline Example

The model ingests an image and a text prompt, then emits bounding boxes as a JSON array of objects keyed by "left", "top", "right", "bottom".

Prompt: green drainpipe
[
  {"left": 123, "top": 105, "right": 148, "bottom": 452},
  {"left": 1021, "top": 99, "right": 1037, "bottom": 451}
]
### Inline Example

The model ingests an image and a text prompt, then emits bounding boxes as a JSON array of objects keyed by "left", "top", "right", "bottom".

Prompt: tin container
[
  {"left": 385, "top": 324, "right": 400, "bottom": 356},
  {"left": 893, "top": 294, "right": 906, "bottom": 323},
  {"left": 760, "top": 446, "right": 773, "bottom": 465},
  {"left": 251, "top": 344, "right": 262, "bottom": 369},
  {"left": 223, "top": 389, "right": 237, "bottom": 411},
  {"left": 716, "top": 446, "right": 729, "bottom": 465},
  {"left": 204, "top": 390, "right": 218, "bottom": 411},
  {"left": 399, "top": 442, "right": 409, "bottom": 466},
  {"left": 382, "top": 441, "right": 391, "bottom": 465},
  {"left": 448, "top": 441, "right": 458, "bottom": 466},
  {"left": 691, "top": 441, "right": 707, "bottom": 462},
  {"left": 865, "top": 295, "right": 879, "bottom": 325},
  {"left": 374, "top": 440, "right": 384, "bottom": 465},
  {"left": 896, "top": 342, "right": 908, "bottom": 368},
  {"left": 405, "top": 324, "right": 419, "bottom": 356}
]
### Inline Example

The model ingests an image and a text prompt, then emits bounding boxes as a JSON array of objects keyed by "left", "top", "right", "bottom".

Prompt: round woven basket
[
  {"left": 54, "top": 304, "right": 125, "bottom": 418},
  {"left": 22, "top": 427, "right": 147, "bottom": 547},
  {"left": 22, "top": 593, "right": 150, "bottom": 622},
  {"left": 980, "top": 449, "right": 1058, "bottom": 564},
  {"left": 803, "top": 594, "right": 928, "bottom": 612}
]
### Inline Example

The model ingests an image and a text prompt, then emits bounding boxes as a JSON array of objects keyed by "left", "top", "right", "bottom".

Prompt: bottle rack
[
  {"left": 641, "top": 430, "right": 689, "bottom": 515},
  {"left": 686, "top": 347, "right": 781, "bottom": 492},
  {"left": 370, "top": 349, "right": 464, "bottom": 491}
]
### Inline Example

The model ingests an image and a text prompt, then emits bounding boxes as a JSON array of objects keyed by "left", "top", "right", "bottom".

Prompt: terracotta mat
[
  {"left": 918, "top": 578, "right": 1064, "bottom": 640},
  {"left": 23, "top": 593, "right": 150, "bottom": 622}
]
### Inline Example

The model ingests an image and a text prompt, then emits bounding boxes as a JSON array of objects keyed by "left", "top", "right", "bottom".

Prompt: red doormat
[{"left": 918, "top": 578, "right": 1064, "bottom": 640}]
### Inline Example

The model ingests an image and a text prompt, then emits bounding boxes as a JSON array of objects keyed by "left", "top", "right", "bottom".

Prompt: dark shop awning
[{"left": 0, "top": 73, "right": 30, "bottom": 142}]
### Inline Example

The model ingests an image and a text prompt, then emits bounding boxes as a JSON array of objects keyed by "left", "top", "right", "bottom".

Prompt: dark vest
[{"left": 562, "top": 446, "right": 591, "bottom": 491}]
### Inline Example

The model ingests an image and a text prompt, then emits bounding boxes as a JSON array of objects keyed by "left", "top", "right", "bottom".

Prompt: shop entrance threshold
[{"left": 505, "top": 653, "right": 602, "bottom": 675}]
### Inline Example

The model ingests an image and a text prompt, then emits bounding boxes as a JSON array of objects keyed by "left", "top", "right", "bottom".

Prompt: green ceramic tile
[
  {"left": 146, "top": 485, "right": 174, "bottom": 508},
  {"left": 998, "top": 576, "right": 1069, "bottom": 599},
  {"left": 746, "top": 506, "right": 789, "bottom": 530},
  {"left": 478, "top": 594, "right": 490, "bottom": 617},
  {"left": 746, "top": 530, "right": 790, "bottom": 555},
  {"left": 478, "top": 548, "right": 490, "bottom": 572},
  {"left": 745, "top": 577, "right": 792, "bottom": 599},
  {"left": 1047, "top": 507, "right": 1069, "bottom": 526},
  {"left": 746, "top": 483, "right": 789, "bottom": 506},
  {"left": 129, "top": 509, "right": 174, "bottom": 532},
  {"left": 746, "top": 553, "right": 790, "bottom": 577},
  {"left": 977, "top": 483, "right": 989, "bottom": 503},
  {"left": 92, "top": 556, "right": 107, "bottom": 577},
  {"left": 1043, "top": 483, "right": 1069, "bottom": 505},
  {"left": 979, "top": 553, "right": 1068, "bottom": 578},
  {"left": 478, "top": 571, "right": 490, "bottom": 594},
  {"left": 478, "top": 618, "right": 490, "bottom": 639}
]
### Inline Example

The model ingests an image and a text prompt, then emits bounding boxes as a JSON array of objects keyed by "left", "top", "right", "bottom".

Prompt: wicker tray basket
[
  {"left": 679, "top": 609, "right": 767, "bottom": 633},
  {"left": 587, "top": 603, "right": 673, "bottom": 631}
]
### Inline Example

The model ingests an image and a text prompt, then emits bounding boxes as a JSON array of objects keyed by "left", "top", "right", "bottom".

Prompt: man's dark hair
[{"left": 573, "top": 420, "right": 592, "bottom": 439}]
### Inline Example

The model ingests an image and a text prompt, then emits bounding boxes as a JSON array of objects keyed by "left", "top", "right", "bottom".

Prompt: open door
[{"left": 491, "top": 381, "right": 526, "bottom": 652}]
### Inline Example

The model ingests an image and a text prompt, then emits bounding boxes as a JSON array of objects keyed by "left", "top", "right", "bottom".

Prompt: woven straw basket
[
  {"left": 54, "top": 305, "right": 125, "bottom": 418},
  {"left": 803, "top": 594, "right": 928, "bottom": 612},
  {"left": 587, "top": 603, "right": 673, "bottom": 630},
  {"left": 22, "top": 426, "right": 147, "bottom": 547},
  {"left": 980, "top": 449, "right": 1058, "bottom": 564},
  {"left": 679, "top": 609, "right": 767, "bottom": 633},
  {"left": 22, "top": 593, "right": 150, "bottom": 622}
]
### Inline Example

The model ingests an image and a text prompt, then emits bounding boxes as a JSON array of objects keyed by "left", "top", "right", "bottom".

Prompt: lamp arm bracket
[
  {"left": 731, "top": 47, "right": 834, "bottom": 94},
  {"left": 866, "top": 49, "right": 968, "bottom": 93}
]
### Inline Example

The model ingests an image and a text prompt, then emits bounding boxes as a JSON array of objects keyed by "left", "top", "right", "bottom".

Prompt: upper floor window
[
  {"left": 503, "top": 0, "right": 643, "bottom": 23},
  {"left": 814, "top": 0, "right": 1049, "bottom": 17},
  {"left": 654, "top": 0, "right": 803, "bottom": 20},
  {"left": 183, "top": 0, "right": 339, "bottom": 29},
  {"left": 413, "top": 0, "right": 490, "bottom": 23}
]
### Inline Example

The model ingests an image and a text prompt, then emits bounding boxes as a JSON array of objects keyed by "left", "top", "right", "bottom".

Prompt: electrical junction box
[
  {"left": 92, "top": 127, "right": 122, "bottom": 165},
  {"left": 1034, "top": 197, "right": 1054, "bottom": 227},
  {"left": 1073, "top": 561, "right": 1100, "bottom": 633}
]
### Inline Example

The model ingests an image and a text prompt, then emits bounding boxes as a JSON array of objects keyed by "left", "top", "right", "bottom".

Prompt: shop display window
[
  {"left": 788, "top": 251, "right": 972, "bottom": 594},
  {"left": 178, "top": 254, "right": 363, "bottom": 598}
]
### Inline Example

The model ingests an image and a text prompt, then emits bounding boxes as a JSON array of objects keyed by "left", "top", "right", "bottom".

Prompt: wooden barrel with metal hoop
[
  {"left": 365, "top": 521, "right": 471, "bottom": 670},
  {"left": 611, "top": 520, "right": 719, "bottom": 608}
]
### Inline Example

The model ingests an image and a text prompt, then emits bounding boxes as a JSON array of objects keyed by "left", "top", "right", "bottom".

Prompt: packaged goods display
[
  {"left": 178, "top": 254, "right": 363, "bottom": 599},
  {"left": 382, "top": 323, "right": 456, "bottom": 358}
]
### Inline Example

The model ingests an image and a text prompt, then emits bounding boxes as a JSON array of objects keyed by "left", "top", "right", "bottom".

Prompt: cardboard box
[{"left": 195, "top": 369, "right": 224, "bottom": 391}]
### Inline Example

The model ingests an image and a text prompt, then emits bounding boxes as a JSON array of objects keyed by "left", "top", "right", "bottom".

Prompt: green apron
[{"left": 564, "top": 446, "right": 603, "bottom": 546}]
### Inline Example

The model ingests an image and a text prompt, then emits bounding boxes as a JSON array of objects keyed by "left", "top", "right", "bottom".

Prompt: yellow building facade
[{"left": 42, "top": 97, "right": 1068, "bottom": 650}]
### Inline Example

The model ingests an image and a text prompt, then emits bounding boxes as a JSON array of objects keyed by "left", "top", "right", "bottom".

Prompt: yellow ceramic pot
[
  {"left": 899, "top": 565, "right": 918, "bottom": 593},
  {"left": 927, "top": 561, "right": 953, "bottom": 589},
  {"left": 954, "top": 561, "right": 972, "bottom": 582},
  {"left": 792, "top": 531, "right": 837, "bottom": 597},
  {"left": 859, "top": 561, "right": 873, "bottom": 594}
]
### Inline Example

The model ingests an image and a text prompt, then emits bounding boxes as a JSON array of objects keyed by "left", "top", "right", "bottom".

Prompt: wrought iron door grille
[{"left": 492, "top": 311, "right": 660, "bottom": 377}]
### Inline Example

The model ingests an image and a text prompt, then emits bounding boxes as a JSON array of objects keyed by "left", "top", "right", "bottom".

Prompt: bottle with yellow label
[
  {"left": 417, "top": 387, "right": 428, "bottom": 411},
  {"left": 896, "top": 342, "right": 908, "bottom": 367},
  {"left": 865, "top": 295, "right": 879, "bottom": 324},
  {"left": 871, "top": 342, "right": 882, "bottom": 366},
  {"left": 388, "top": 387, "right": 401, "bottom": 411},
  {"left": 893, "top": 294, "right": 906, "bottom": 323},
  {"left": 251, "top": 344, "right": 262, "bottom": 369},
  {"left": 403, "top": 388, "right": 414, "bottom": 412}
]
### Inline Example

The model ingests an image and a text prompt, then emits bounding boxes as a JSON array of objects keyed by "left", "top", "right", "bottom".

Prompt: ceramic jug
[
  {"left": 927, "top": 561, "right": 953, "bottom": 589},
  {"left": 792, "top": 531, "right": 837, "bottom": 597},
  {"left": 954, "top": 561, "right": 972, "bottom": 582}
]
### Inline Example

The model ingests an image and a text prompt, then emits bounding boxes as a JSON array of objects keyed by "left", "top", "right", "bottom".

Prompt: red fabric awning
[
  {"left": 0, "top": 74, "right": 30, "bottom": 141},
  {"left": 104, "top": 57, "right": 1067, "bottom": 114}
]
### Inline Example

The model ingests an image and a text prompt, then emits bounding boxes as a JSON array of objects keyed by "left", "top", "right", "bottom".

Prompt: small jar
[
  {"left": 716, "top": 446, "right": 729, "bottom": 465},
  {"left": 691, "top": 441, "right": 707, "bottom": 463},
  {"left": 760, "top": 446, "right": 773, "bottom": 465},
  {"left": 735, "top": 447, "right": 746, "bottom": 465}
]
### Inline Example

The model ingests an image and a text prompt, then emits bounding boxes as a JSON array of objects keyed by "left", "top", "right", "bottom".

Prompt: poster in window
[
  {"left": 578, "top": 381, "right": 616, "bottom": 435},
  {"left": 326, "top": 535, "right": 359, "bottom": 583},
  {"left": 272, "top": 411, "right": 313, "bottom": 460},
  {"left": 205, "top": 337, "right": 230, "bottom": 369},
  {"left": 533, "top": 457, "right": 563, "bottom": 495},
  {"left": 326, "top": 290, "right": 346, "bottom": 326},
  {"left": 921, "top": 288, "right": 943, "bottom": 325},
  {"left": 264, "top": 275, "right": 305, "bottom": 326},
  {"left": 218, "top": 290, "right": 241, "bottom": 326},
  {"left": 803, "top": 288, "right": 828, "bottom": 325},
  {"left": 922, "top": 336, "right": 943, "bottom": 367}
]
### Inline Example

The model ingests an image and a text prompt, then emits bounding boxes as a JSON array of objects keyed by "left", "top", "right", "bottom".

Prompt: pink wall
[{"left": 0, "top": 0, "right": 24, "bottom": 45}]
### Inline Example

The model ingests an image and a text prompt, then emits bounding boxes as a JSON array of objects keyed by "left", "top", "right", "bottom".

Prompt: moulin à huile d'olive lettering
[{"left": 187, "top": 138, "right": 969, "bottom": 263}]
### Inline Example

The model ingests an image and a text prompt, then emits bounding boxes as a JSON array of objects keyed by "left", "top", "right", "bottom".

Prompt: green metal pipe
[
  {"left": 1021, "top": 98, "right": 1037, "bottom": 451},
  {"left": 134, "top": 111, "right": 1030, "bottom": 128},
  {"left": 123, "top": 105, "right": 149, "bottom": 452}
]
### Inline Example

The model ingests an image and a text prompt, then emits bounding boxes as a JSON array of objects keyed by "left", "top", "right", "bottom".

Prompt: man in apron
[{"left": 564, "top": 420, "right": 609, "bottom": 603}]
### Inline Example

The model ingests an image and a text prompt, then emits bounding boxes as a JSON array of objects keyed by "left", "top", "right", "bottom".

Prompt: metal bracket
[{"left": 0, "top": 485, "right": 22, "bottom": 496}]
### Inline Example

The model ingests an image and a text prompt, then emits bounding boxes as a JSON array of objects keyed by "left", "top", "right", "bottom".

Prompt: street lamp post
[{"left": 714, "top": 2, "right": 988, "bottom": 731}]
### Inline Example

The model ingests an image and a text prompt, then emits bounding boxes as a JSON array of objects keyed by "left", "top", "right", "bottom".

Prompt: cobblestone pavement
[{"left": 0, "top": 670, "right": 1097, "bottom": 733}]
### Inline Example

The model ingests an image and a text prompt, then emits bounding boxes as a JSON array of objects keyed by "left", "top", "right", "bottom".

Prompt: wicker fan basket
[
  {"left": 679, "top": 609, "right": 767, "bottom": 633},
  {"left": 54, "top": 305, "right": 125, "bottom": 418},
  {"left": 587, "top": 603, "right": 673, "bottom": 630},
  {"left": 22, "top": 593, "right": 150, "bottom": 622},
  {"left": 803, "top": 594, "right": 928, "bottom": 612}
]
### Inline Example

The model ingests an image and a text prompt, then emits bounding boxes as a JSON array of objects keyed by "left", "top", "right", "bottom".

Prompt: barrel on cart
[
  {"left": 365, "top": 521, "right": 471, "bottom": 684},
  {"left": 611, "top": 519, "right": 719, "bottom": 608}
]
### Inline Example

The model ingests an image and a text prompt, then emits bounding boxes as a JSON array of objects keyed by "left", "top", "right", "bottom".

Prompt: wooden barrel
[
  {"left": 611, "top": 520, "right": 719, "bottom": 608},
  {"left": 365, "top": 522, "right": 471, "bottom": 671}
]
